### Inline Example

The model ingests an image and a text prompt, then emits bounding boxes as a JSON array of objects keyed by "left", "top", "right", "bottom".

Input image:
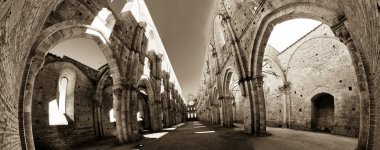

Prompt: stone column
[
  {"left": 279, "top": 84, "right": 291, "bottom": 128},
  {"left": 94, "top": 100, "right": 104, "bottom": 138},
  {"left": 112, "top": 85, "right": 125, "bottom": 143},
  {"left": 162, "top": 78, "right": 170, "bottom": 128},
  {"left": 224, "top": 96, "right": 234, "bottom": 127},
  {"left": 218, "top": 96, "right": 224, "bottom": 126},
  {"left": 254, "top": 75, "right": 266, "bottom": 135},
  {"left": 331, "top": 16, "right": 370, "bottom": 150},
  {"left": 169, "top": 99, "right": 174, "bottom": 126},
  {"left": 113, "top": 21, "right": 146, "bottom": 143},
  {"left": 211, "top": 105, "right": 217, "bottom": 124},
  {"left": 149, "top": 52, "right": 163, "bottom": 132},
  {"left": 161, "top": 91, "right": 170, "bottom": 127}
]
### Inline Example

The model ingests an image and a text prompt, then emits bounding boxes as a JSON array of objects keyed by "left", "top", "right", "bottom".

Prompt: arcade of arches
[{"left": 0, "top": 0, "right": 379, "bottom": 150}]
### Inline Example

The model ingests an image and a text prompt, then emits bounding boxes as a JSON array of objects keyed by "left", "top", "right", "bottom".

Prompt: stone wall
[
  {"left": 262, "top": 45, "right": 284, "bottom": 127},
  {"left": 0, "top": 0, "right": 377, "bottom": 149},
  {"left": 197, "top": 0, "right": 378, "bottom": 149},
  {"left": 263, "top": 24, "right": 360, "bottom": 137},
  {"left": 32, "top": 57, "right": 97, "bottom": 149},
  {"left": 102, "top": 84, "right": 116, "bottom": 137}
]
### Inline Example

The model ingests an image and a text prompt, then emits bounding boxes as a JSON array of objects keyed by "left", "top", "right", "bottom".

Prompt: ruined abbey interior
[{"left": 0, "top": 0, "right": 379, "bottom": 150}]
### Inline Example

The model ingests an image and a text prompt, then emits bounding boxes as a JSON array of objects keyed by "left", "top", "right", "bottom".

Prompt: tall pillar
[
  {"left": 114, "top": 22, "right": 146, "bottom": 143},
  {"left": 224, "top": 96, "right": 234, "bottom": 127},
  {"left": 254, "top": 76, "right": 266, "bottom": 135},
  {"left": 332, "top": 16, "right": 371, "bottom": 150},
  {"left": 147, "top": 52, "right": 163, "bottom": 132},
  {"left": 161, "top": 91, "right": 170, "bottom": 127},
  {"left": 219, "top": 96, "right": 224, "bottom": 126},
  {"left": 211, "top": 106, "right": 218, "bottom": 124},
  {"left": 279, "top": 84, "right": 291, "bottom": 128}
]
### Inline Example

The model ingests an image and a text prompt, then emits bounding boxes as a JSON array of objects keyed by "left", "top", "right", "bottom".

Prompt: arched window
[
  {"left": 49, "top": 77, "right": 69, "bottom": 125},
  {"left": 109, "top": 109, "right": 116, "bottom": 122},
  {"left": 147, "top": 30, "right": 157, "bottom": 51},
  {"left": 143, "top": 57, "right": 150, "bottom": 77},
  {"left": 58, "top": 77, "right": 68, "bottom": 113},
  {"left": 214, "top": 15, "right": 226, "bottom": 50}
]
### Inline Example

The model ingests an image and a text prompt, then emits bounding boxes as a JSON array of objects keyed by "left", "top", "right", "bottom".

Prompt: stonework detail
[
  {"left": 0, "top": 0, "right": 378, "bottom": 149},
  {"left": 196, "top": 0, "right": 379, "bottom": 150}
]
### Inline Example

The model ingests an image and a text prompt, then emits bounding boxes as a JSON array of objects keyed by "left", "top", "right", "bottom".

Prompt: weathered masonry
[
  {"left": 0, "top": 0, "right": 186, "bottom": 149},
  {"left": 262, "top": 24, "right": 360, "bottom": 137},
  {"left": 196, "top": 0, "right": 379, "bottom": 150},
  {"left": 0, "top": 0, "right": 379, "bottom": 150}
]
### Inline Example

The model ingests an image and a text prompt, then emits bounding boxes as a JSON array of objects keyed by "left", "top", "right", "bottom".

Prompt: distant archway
[{"left": 137, "top": 89, "right": 151, "bottom": 131}]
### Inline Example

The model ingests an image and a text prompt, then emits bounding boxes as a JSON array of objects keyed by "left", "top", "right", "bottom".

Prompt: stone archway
[
  {"left": 137, "top": 89, "right": 152, "bottom": 131},
  {"left": 19, "top": 21, "right": 123, "bottom": 149},
  {"left": 137, "top": 77, "right": 162, "bottom": 132},
  {"left": 211, "top": 88, "right": 220, "bottom": 125},
  {"left": 221, "top": 70, "right": 234, "bottom": 127},
  {"left": 311, "top": 93, "right": 335, "bottom": 132},
  {"left": 248, "top": 2, "right": 373, "bottom": 149},
  {"left": 94, "top": 66, "right": 118, "bottom": 138}
]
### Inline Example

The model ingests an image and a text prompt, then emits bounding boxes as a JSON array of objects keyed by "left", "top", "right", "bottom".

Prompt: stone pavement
[{"left": 77, "top": 121, "right": 357, "bottom": 150}]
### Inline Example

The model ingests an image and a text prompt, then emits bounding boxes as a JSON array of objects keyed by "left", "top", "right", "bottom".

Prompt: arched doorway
[
  {"left": 222, "top": 70, "right": 242, "bottom": 127},
  {"left": 137, "top": 89, "right": 152, "bottom": 131},
  {"left": 311, "top": 93, "right": 335, "bottom": 132}
]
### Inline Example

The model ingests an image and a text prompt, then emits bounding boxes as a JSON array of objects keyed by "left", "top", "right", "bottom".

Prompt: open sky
[
  {"left": 268, "top": 19, "right": 321, "bottom": 52},
  {"left": 145, "top": 0, "right": 215, "bottom": 97},
  {"left": 49, "top": 1, "right": 321, "bottom": 98},
  {"left": 49, "top": 38, "right": 106, "bottom": 69}
]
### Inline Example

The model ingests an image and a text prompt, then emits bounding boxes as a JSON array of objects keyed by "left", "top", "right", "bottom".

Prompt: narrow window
[
  {"left": 58, "top": 78, "right": 68, "bottom": 114},
  {"left": 110, "top": 109, "right": 116, "bottom": 122},
  {"left": 49, "top": 77, "right": 69, "bottom": 125}
]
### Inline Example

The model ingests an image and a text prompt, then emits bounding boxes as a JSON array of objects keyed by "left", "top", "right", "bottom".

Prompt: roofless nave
[{"left": 0, "top": 0, "right": 379, "bottom": 150}]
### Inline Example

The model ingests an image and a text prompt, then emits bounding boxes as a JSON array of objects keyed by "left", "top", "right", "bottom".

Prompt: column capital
[
  {"left": 211, "top": 48, "right": 218, "bottom": 58},
  {"left": 138, "top": 21, "right": 147, "bottom": 30},
  {"left": 253, "top": 75, "right": 264, "bottom": 86},
  {"left": 220, "top": 12, "right": 231, "bottom": 22},
  {"left": 29, "top": 55, "right": 45, "bottom": 74},
  {"left": 218, "top": 95, "right": 234, "bottom": 100},
  {"left": 278, "top": 82, "right": 291, "bottom": 94},
  {"left": 331, "top": 16, "right": 353, "bottom": 44},
  {"left": 112, "top": 86, "right": 123, "bottom": 98}
]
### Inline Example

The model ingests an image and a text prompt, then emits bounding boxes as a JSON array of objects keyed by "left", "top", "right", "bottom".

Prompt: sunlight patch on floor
[
  {"left": 163, "top": 128, "right": 176, "bottom": 131},
  {"left": 143, "top": 132, "right": 168, "bottom": 139},
  {"left": 194, "top": 131, "right": 215, "bottom": 134}
]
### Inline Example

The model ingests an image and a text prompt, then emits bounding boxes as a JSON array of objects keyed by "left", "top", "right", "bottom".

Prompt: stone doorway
[
  {"left": 138, "top": 92, "right": 151, "bottom": 131},
  {"left": 311, "top": 93, "right": 334, "bottom": 132}
]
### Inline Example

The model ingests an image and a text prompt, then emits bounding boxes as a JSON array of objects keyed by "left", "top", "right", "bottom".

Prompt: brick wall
[
  {"left": 102, "top": 85, "right": 116, "bottom": 137},
  {"left": 32, "top": 60, "right": 97, "bottom": 149}
]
